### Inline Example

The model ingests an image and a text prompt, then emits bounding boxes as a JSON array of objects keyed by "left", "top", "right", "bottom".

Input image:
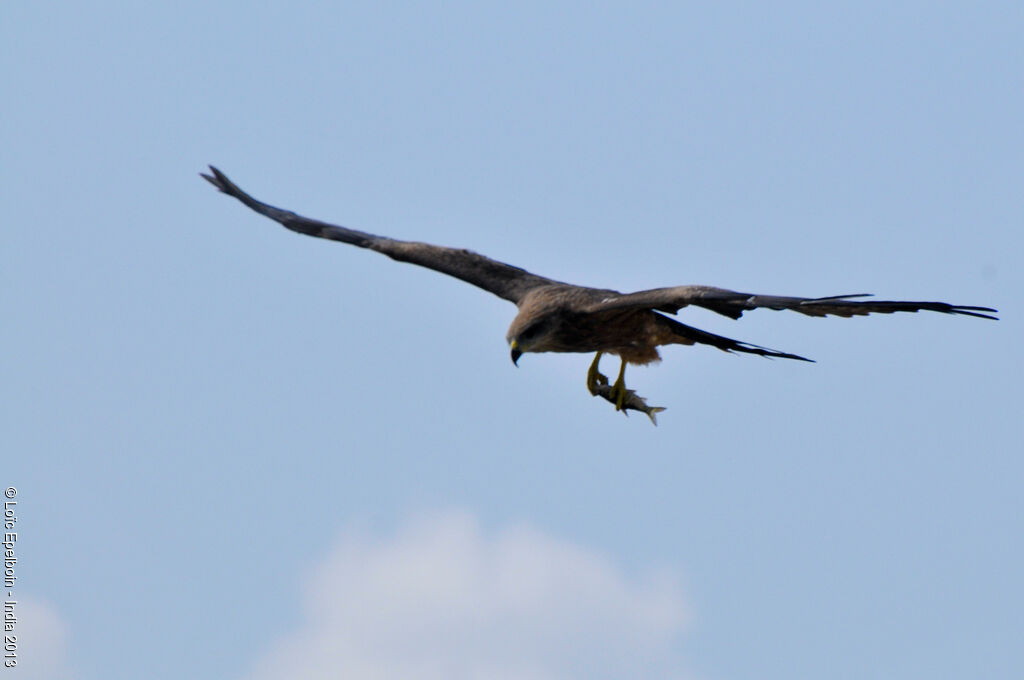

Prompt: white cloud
[
  {"left": 246, "top": 511, "right": 690, "bottom": 680},
  {"left": 6, "top": 598, "right": 70, "bottom": 680}
]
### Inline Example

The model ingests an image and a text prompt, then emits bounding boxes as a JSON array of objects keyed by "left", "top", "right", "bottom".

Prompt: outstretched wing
[
  {"left": 586, "top": 285, "right": 998, "bottom": 320},
  {"left": 201, "top": 166, "right": 560, "bottom": 304}
]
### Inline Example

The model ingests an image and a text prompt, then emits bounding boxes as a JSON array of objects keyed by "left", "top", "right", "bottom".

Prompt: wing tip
[
  {"left": 200, "top": 166, "right": 268, "bottom": 214},
  {"left": 200, "top": 165, "right": 233, "bottom": 194}
]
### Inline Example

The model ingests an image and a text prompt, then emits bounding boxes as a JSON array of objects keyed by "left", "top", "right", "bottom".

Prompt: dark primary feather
[
  {"left": 201, "top": 166, "right": 559, "bottom": 304},
  {"left": 587, "top": 285, "right": 998, "bottom": 321}
]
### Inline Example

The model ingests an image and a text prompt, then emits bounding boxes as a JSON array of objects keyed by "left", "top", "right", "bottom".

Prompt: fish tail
[{"left": 646, "top": 407, "right": 667, "bottom": 425}]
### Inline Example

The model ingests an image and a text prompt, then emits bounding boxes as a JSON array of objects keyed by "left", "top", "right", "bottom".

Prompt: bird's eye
[{"left": 521, "top": 322, "right": 545, "bottom": 340}]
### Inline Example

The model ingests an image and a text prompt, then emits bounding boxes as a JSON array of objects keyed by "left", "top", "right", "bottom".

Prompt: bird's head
[{"left": 506, "top": 315, "right": 559, "bottom": 366}]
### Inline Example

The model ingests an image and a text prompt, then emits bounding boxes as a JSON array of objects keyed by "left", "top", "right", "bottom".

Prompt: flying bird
[{"left": 201, "top": 166, "right": 997, "bottom": 423}]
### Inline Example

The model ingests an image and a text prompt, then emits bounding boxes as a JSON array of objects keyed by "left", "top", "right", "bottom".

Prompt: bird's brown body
[{"left": 509, "top": 286, "right": 678, "bottom": 364}]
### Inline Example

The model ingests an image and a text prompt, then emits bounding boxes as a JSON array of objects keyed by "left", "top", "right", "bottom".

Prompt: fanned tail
[{"left": 656, "top": 314, "right": 813, "bottom": 362}]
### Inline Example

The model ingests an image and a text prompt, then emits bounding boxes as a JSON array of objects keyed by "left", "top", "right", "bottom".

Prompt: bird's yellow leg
[
  {"left": 586, "top": 351, "right": 608, "bottom": 394},
  {"left": 610, "top": 358, "right": 628, "bottom": 410}
]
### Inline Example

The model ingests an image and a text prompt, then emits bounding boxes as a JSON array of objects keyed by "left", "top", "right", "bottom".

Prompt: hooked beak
[{"left": 510, "top": 340, "right": 522, "bottom": 366}]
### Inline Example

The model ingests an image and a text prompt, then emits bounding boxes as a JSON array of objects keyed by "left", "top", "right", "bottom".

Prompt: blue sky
[{"left": 3, "top": 2, "right": 1021, "bottom": 679}]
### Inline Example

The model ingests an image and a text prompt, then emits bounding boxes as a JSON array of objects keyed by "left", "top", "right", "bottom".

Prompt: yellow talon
[
  {"left": 586, "top": 351, "right": 608, "bottom": 394},
  {"left": 589, "top": 354, "right": 635, "bottom": 412},
  {"left": 610, "top": 358, "right": 628, "bottom": 410}
]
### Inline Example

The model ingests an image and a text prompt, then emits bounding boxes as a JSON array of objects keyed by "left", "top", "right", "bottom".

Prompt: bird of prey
[{"left": 201, "top": 166, "right": 997, "bottom": 422}]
